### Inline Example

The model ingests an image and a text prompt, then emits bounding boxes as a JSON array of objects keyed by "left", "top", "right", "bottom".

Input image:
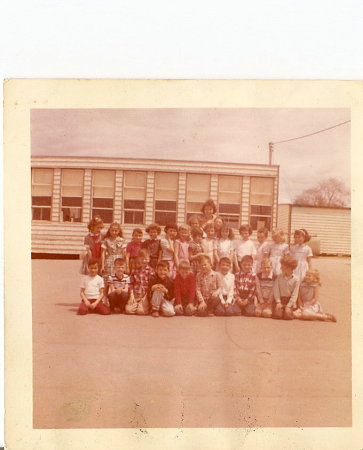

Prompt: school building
[
  {"left": 277, "top": 204, "right": 351, "bottom": 256},
  {"left": 31, "top": 156, "right": 279, "bottom": 256}
]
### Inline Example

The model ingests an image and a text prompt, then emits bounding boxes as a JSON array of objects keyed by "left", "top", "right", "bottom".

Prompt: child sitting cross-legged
[
  {"left": 273, "top": 254, "right": 300, "bottom": 320},
  {"left": 214, "top": 257, "right": 236, "bottom": 316},
  {"left": 234, "top": 255, "right": 256, "bottom": 316},
  {"left": 196, "top": 255, "right": 221, "bottom": 317},
  {"left": 174, "top": 260, "right": 197, "bottom": 316},
  {"left": 149, "top": 261, "right": 175, "bottom": 318},
  {"left": 107, "top": 258, "right": 130, "bottom": 314},
  {"left": 125, "top": 251, "right": 154, "bottom": 315},
  {"left": 77, "top": 258, "right": 110, "bottom": 315}
]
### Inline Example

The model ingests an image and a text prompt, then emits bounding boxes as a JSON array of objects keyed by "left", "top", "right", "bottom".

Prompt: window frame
[
  {"left": 91, "top": 169, "right": 115, "bottom": 224},
  {"left": 154, "top": 172, "right": 178, "bottom": 225},
  {"left": 249, "top": 176, "right": 274, "bottom": 231},
  {"left": 60, "top": 168, "right": 84, "bottom": 223},
  {"left": 217, "top": 175, "right": 242, "bottom": 228},
  {"left": 185, "top": 173, "right": 211, "bottom": 221},
  {"left": 31, "top": 168, "right": 53, "bottom": 221},
  {"left": 123, "top": 171, "right": 147, "bottom": 225}
]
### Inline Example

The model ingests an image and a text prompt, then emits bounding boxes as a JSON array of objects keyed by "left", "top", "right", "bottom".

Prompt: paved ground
[{"left": 32, "top": 257, "right": 351, "bottom": 428}]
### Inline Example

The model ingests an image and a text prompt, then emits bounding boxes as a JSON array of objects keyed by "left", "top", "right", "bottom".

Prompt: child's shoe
[
  {"left": 324, "top": 313, "right": 337, "bottom": 322},
  {"left": 151, "top": 310, "right": 159, "bottom": 318},
  {"left": 262, "top": 308, "right": 272, "bottom": 318}
]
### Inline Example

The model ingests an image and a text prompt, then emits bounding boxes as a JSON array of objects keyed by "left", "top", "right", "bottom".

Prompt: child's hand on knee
[{"left": 174, "top": 304, "right": 183, "bottom": 314}]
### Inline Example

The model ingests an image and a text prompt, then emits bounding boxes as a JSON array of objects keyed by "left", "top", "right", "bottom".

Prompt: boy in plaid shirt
[
  {"left": 196, "top": 255, "right": 221, "bottom": 316},
  {"left": 125, "top": 251, "right": 154, "bottom": 315},
  {"left": 234, "top": 255, "right": 256, "bottom": 316}
]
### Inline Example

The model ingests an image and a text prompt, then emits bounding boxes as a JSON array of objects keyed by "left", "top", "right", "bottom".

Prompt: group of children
[{"left": 78, "top": 210, "right": 336, "bottom": 322}]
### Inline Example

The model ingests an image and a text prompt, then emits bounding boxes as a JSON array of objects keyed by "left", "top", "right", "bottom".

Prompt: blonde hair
[
  {"left": 272, "top": 228, "right": 286, "bottom": 243},
  {"left": 178, "top": 224, "right": 190, "bottom": 233},
  {"left": 261, "top": 257, "right": 272, "bottom": 269},
  {"left": 178, "top": 260, "right": 191, "bottom": 271},
  {"left": 304, "top": 269, "right": 321, "bottom": 285}
]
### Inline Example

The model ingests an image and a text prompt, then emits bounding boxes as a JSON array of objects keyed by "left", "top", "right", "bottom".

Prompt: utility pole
[{"left": 268, "top": 142, "right": 274, "bottom": 165}]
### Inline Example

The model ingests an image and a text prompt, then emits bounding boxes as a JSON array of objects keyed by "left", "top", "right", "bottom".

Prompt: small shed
[{"left": 277, "top": 204, "right": 351, "bottom": 256}]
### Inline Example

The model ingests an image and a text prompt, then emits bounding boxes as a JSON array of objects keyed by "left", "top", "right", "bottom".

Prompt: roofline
[
  {"left": 31, "top": 155, "right": 280, "bottom": 169},
  {"left": 279, "top": 203, "right": 351, "bottom": 210}
]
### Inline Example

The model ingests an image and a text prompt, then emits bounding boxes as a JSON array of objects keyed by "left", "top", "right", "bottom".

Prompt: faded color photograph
[{"left": 31, "top": 108, "right": 350, "bottom": 428}]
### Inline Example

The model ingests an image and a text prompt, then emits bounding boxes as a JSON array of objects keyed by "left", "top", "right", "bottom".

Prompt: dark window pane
[
  {"left": 124, "top": 199, "right": 145, "bottom": 210},
  {"left": 32, "top": 208, "right": 41, "bottom": 220},
  {"left": 62, "top": 197, "right": 82, "bottom": 207},
  {"left": 250, "top": 216, "right": 271, "bottom": 231},
  {"left": 32, "top": 196, "right": 52, "bottom": 206},
  {"left": 155, "top": 200, "right": 177, "bottom": 211},
  {"left": 93, "top": 198, "right": 113, "bottom": 208},
  {"left": 32, "top": 207, "right": 51, "bottom": 220},
  {"left": 62, "top": 207, "right": 82, "bottom": 222},
  {"left": 219, "top": 203, "right": 240, "bottom": 214},
  {"left": 219, "top": 215, "right": 239, "bottom": 228},
  {"left": 41, "top": 208, "right": 51, "bottom": 221},
  {"left": 124, "top": 210, "right": 144, "bottom": 224},
  {"left": 250, "top": 205, "right": 272, "bottom": 215},
  {"left": 155, "top": 211, "right": 177, "bottom": 225},
  {"left": 92, "top": 208, "right": 113, "bottom": 223}
]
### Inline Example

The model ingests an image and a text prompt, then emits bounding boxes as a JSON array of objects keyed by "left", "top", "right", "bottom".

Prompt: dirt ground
[{"left": 32, "top": 256, "right": 351, "bottom": 428}]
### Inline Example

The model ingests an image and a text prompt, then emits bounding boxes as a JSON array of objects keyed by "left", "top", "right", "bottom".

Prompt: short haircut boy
[
  {"left": 239, "top": 224, "right": 252, "bottom": 235},
  {"left": 257, "top": 227, "right": 269, "bottom": 237},
  {"left": 114, "top": 257, "right": 126, "bottom": 266},
  {"left": 146, "top": 223, "right": 161, "bottom": 234},
  {"left": 240, "top": 254, "right": 253, "bottom": 265},
  {"left": 198, "top": 254, "right": 212, "bottom": 265},
  {"left": 132, "top": 228, "right": 143, "bottom": 236},
  {"left": 191, "top": 227, "right": 203, "bottom": 238},
  {"left": 178, "top": 260, "right": 191, "bottom": 270},
  {"left": 87, "top": 258, "right": 99, "bottom": 268},
  {"left": 218, "top": 257, "right": 231, "bottom": 266},
  {"left": 280, "top": 254, "right": 298, "bottom": 270},
  {"left": 164, "top": 223, "right": 178, "bottom": 232},
  {"left": 156, "top": 260, "right": 170, "bottom": 270}
]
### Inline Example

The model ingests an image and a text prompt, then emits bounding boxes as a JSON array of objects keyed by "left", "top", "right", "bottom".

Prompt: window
[
  {"left": 250, "top": 177, "right": 274, "bottom": 230},
  {"left": 218, "top": 175, "right": 242, "bottom": 228},
  {"left": 154, "top": 172, "right": 178, "bottom": 225},
  {"left": 32, "top": 168, "right": 53, "bottom": 220},
  {"left": 186, "top": 174, "right": 210, "bottom": 221},
  {"left": 92, "top": 170, "right": 115, "bottom": 223},
  {"left": 123, "top": 171, "right": 146, "bottom": 224},
  {"left": 61, "top": 169, "right": 84, "bottom": 222}
]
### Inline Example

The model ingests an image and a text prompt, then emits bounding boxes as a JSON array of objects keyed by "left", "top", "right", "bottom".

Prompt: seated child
[
  {"left": 77, "top": 259, "right": 110, "bottom": 315},
  {"left": 196, "top": 255, "right": 221, "bottom": 317},
  {"left": 149, "top": 261, "right": 175, "bottom": 318},
  {"left": 125, "top": 251, "right": 154, "bottom": 315},
  {"left": 214, "top": 257, "right": 236, "bottom": 316},
  {"left": 294, "top": 269, "right": 336, "bottom": 322},
  {"left": 273, "top": 255, "right": 300, "bottom": 320},
  {"left": 255, "top": 258, "right": 275, "bottom": 318},
  {"left": 107, "top": 258, "right": 130, "bottom": 313},
  {"left": 174, "top": 260, "right": 197, "bottom": 316},
  {"left": 234, "top": 255, "right": 256, "bottom": 316},
  {"left": 142, "top": 223, "right": 162, "bottom": 270}
]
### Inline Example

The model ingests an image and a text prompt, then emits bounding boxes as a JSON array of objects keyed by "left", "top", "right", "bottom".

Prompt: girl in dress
[
  {"left": 100, "top": 222, "right": 126, "bottom": 279},
  {"left": 213, "top": 216, "right": 225, "bottom": 239},
  {"left": 269, "top": 229, "right": 289, "bottom": 276},
  {"left": 289, "top": 228, "right": 313, "bottom": 281},
  {"left": 188, "top": 227, "right": 205, "bottom": 275},
  {"left": 175, "top": 224, "right": 191, "bottom": 269},
  {"left": 233, "top": 224, "right": 256, "bottom": 273},
  {"left": 202, "top": 222, "right": 217, "bottom": 268},
  {"left": 294, "top": 269, "right": 336, "bottom": 322},
  {"left": 214, "top": 225, "right": 234, "bottom": 267},
  {"left": 254, "top": 227, "right": 270, "bottom": 274},
  {"left": 80, "top": 216, "right": 104, "bottom": 275},
  {"left": 125, "top": 228, "right": 143, "bottom": 274},
  {"left": 160, "top": 223, "right": 178, "bottom": 278}
]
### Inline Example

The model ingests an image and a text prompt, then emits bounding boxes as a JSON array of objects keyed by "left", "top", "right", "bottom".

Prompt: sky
[{"left": 31, "top": 108, "right": 350, "bottom": 203}]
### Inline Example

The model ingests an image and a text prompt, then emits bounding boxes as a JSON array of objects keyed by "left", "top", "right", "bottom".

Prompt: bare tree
[{"left": 294, "top": 177, "right": 350, "bottom": 207}]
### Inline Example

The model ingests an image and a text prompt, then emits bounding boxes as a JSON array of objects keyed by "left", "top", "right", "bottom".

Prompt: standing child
[
  {"left": 273, "top": 255, "right": 300, "bottom": 320},
  {"left": 174, "top": 224, "right": 191, "bottom": 269},
  {"left": 107, "top": 258, "right": 130, "bottom": 313},
  {"left": 160, "top": 223, "right": 178, "bottom": 278},
  {"left": 214, "top": 257, "right": 236, "bottom": 316},
  {"left": 142, "top": 223, "right": 162, "bottom": 270},
  {"left": 188, "top": 227, "right": 205, "bottom": 275},
  {"left": 234, "top": 255, "right": 256, "bottom": 316},
  {"left": 80, "top": 216, "right": 104, "bottom": 275},
  {"left": 202, "top": 223, "right": 217, "bottom": 268},
  {"left": 233, "top": 225, "right": 256, "bottom": 273},
  {"left": 294, "top": 269, "right": 336, "bottom": 322},
  {"left": 174, "top": 260, "right": 197, "bottom": 316},
  {"left": 126, "top": 228, "right": 143, "bottom": 274},
  {"left": 254, "top": 227, "right": 270, "bottom": 274},
  {"left": 214, "top": 225, "right": 235, "bottom": 267},
  {"left": 77, "top": 259, "right": 110, "bottom": 315},
  {"left": 149, "top": 261, "right": 175, "bottom": 318},
  {"left": 195, "top": 255, "right": 221, "bottom": 317},
  {"left": 100, "top": 222, "right": 126, "bottom": 279},
  {"left": 188, "top": 214, "right": 202, "bottom": 233},
  {"left": 289, "top": 229, "right": 313, "bottom": 281},
  {"left": 213, "top": 216, "right": 225, "bottom": 238},
  {"left": 269, "top": 229, "right": 289, "bottom": 276},
  {"left": 126, "top": 251, "right": 154, "bottom": 315},
  {"left": 255, "top": 258, "right": 275, "bottom": 318}
]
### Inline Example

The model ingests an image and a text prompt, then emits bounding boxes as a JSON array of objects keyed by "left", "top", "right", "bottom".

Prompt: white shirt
[
  {"left": 234, "top": 239, "right": 256, "bottom": 260},
  {"left": 80, "top": 274, "right": 104, "bottom": 299},
  {"left": 217, "top": 271, "right": 235, "bottom": 304}
]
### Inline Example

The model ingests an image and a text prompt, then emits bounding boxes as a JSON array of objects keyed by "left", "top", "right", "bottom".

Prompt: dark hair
[
  {"left": 132, "top": 228, "right": 143, "bottom": 236},
  {"left": 114, "top": 258, "right": 126, "bottom": 266},
  {"left": 198, "top": 254, "right": 212, "bottom": 265},
  {"left": 294, "top": 228, "right": 311, "bottom": 243},
  {"left": 87, "top": 216, "right": 104, "bottom": 231},
  {"left": 257, "top": 227, "right": 269, "bottom": 238},
  {"left": 219, "top": 257, "right": 231, "bottom": 266},
  {"left": 280, "top": 255, "right": 298, "bottom": 270},
  {"left": 146, "top": 223, "right": 161, "bottom": 234},
  {"left": 156, "top": 261, "right": 169, "bottom": 270},
  {"left": 240, "top": 255, "right": 253, "bottom": 265},
  {"left": 105, "top": 222, "right": 123, "bottom": 238},
  {"left": 191, "top": 227, "right": 203, "bottom": 238},
  {"left": 221, "top": 225, "right": 234, "bottom": 240},
  {"left": 87, "top": 258, "right": 99, "bottom": 268},
  {"left": 239, "top": 224, "right": 253, "bottom": 236},
  {"left": 201, "top": 199, "right": 217, "bottom": 215},
  {"left": 164, "top": 223, "right": 178, "bottom": 232}
]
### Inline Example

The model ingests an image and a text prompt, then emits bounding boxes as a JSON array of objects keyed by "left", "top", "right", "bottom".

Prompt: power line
[{"left": 272, "top": 119, "right": 350, "bottom": 145}]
